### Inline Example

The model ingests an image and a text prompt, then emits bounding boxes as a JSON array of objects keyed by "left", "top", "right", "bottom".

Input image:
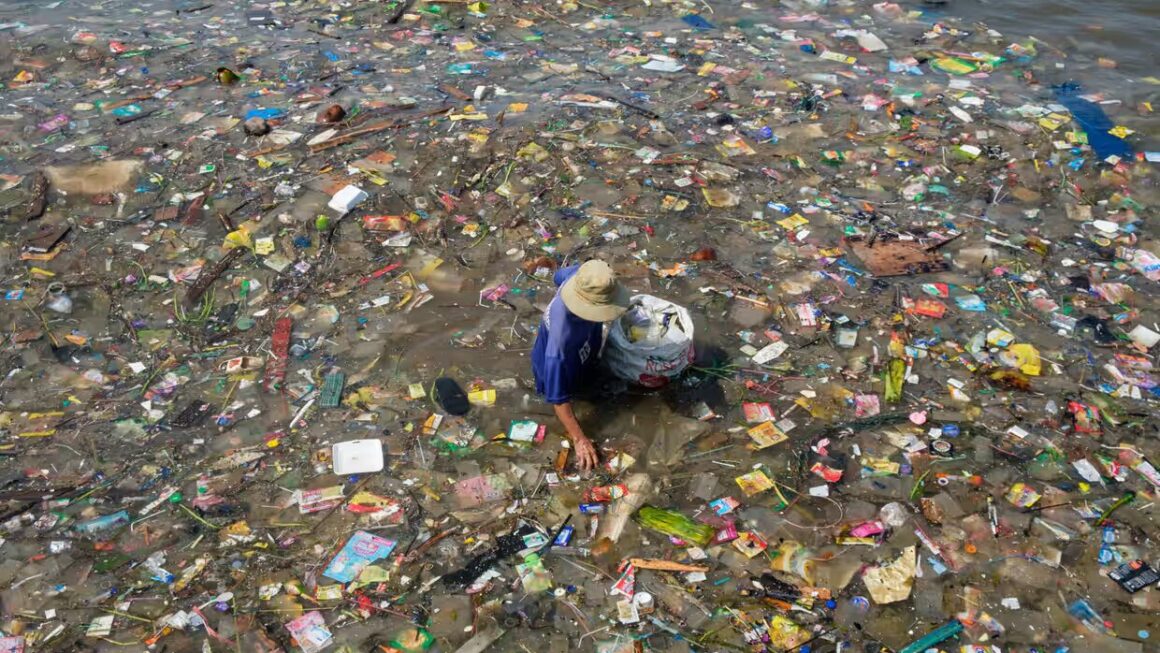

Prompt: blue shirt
[{"left": 531, "top": 265, "right": 603, "bottom": 404}]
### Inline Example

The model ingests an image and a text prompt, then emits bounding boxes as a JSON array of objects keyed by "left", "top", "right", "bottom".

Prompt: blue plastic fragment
[
  {"left": 244, "top": 107, "right": 285, "bottom": 120},
  {"left": 111, "top": 105, "right": 142, "bottom": 117},
  {"left": 898, "top": 620, "right": 964, "bottom": 653},
  {"left": 1052, "top": 82, "right": 1133, "bottom": 159},
  {"left": 681, "top": 14, "right": 715, "bottom": 30}
]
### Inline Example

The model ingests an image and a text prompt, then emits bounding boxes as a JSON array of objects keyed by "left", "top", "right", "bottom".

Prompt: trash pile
[{"left": 0, "top": 0, "right": 1158, "bottom": 652}]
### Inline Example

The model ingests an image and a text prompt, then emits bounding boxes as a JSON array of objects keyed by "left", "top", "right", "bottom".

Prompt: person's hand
[
  {"left": 571, "top": 434, "right": 599, "bottom": 471},
  {"left": 552, "top": 402, "right": 598, "bottom": 471}
]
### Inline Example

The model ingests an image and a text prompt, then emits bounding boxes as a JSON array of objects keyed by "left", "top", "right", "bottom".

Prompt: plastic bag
[
  {"left": 635, "top": 505, "right": 715, "bottom": 546},
  {"left": 603, "top": 295, "right": 694, "bottom": 387}
]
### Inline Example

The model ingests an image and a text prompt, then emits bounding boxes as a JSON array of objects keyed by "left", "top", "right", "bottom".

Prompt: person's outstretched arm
[{"left": 553, "top": 401, "right": 599, "bottom": 471}]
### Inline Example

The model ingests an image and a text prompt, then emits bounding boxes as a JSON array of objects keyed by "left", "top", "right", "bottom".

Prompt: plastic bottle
[
  {"left": 898, "top": 621, "right": 963, "bottom": 653},
  {"left": 516, "top": 554, "right": 553, "bottom": 593},
  {"left": 74, "top": 510, "right": 130, "bottom": 535},
  {"left": 1130, "top": 590, "right": 1160, "bottom": 611},
  {"left": 46, "top": 289, "right": 73, "bottom": 314},
  {"left": 143, "top": 552, "right": 175, "bottom": 584},
  {"left": 596, "top": 473, "right": 652, "bottom": 543},
  {"left": 878, "top": 502, "right": 909, "bottom": 528},
  {"left": 768, "top": 541, "right": 816, "bottom": 583},
  {"left": 582, "top": 483, "right": 629, "bottom": 503},
  {"left": 953, "top": 246, "right": 1000, "bottom": 273}
]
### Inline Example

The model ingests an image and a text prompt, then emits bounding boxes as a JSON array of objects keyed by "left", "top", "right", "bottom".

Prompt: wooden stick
[
  {"left": 439, "top": 83, "right": 472, "bottom": 101},
  {"left": 25, "top": 172, "right": 48, "bottom": 221},
  {"left": 307, "top": 27, "right": 341, "bottom": 40},
  {"left": 589, "top": 210, "right": 649, "bottom": 221},
  {"left": 404, "top": 525, "right": 461, "bottom": 563},
  {"left": 627, "top": 558, "right": 709, "bottom": 573},
  {"left": 387, "top": 0, "right": 415, "bottom": 24},
  {"left": 116, "top": 108, "right": 159, "bottom": 125},
  {"left": 102, "top": 95, "right": 153, "bottom": 112},
  {"left": 602, "top": 94, "right": 660, "bottom": 120},
  {"left": 182, "top": 248, "right": 243, "bottom": 310},
  {"left": 307, "top": 105, "right": 452, "bottom": 153},
  {"left": 244, "top": 144, "right": 288, "bottom": 159},
  {"left": 532, "top": 5, "right": 570, "bottom": 26},
  {"left": 166, "top": 75, "right": 209, "bottom": 90}
]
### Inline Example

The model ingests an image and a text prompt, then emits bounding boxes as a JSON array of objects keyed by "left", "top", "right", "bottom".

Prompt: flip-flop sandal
[{"left": 434, "top": 377, "right": 470, "bottom": 415}]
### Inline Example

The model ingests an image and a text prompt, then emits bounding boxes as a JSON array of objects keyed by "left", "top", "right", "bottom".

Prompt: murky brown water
[{"left": 0, "top": 0, "right": 1157, "bottom": 652}]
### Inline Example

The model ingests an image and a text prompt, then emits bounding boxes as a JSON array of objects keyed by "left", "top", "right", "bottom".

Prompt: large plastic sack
[{"left": 603, "top": 295, "right": 694, "bottom": 387}]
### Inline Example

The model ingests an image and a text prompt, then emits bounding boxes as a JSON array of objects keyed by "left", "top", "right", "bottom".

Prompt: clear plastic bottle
[
  {"left": 1130, "top": 589, "right": 1160, "bottom": 611},
  {"left": 143, "top": 551, "right": 175, "bottom": 584},
  {"left": 46, "top": 292, "right": 73, "bottom": 314},
  {"left": 878, "top": 502, "right": 909, "bottom": 528}
]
